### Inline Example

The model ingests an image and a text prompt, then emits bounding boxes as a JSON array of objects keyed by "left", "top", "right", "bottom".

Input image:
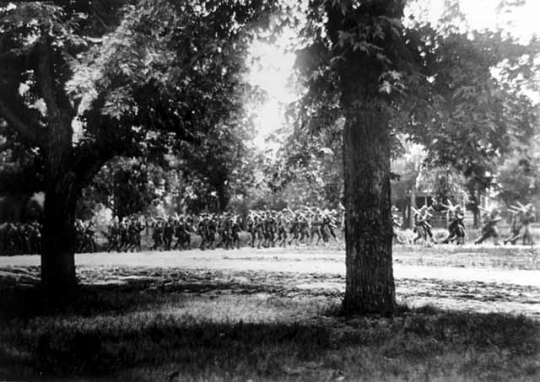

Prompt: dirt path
[{"left": 1, "top": 247, "right": 539, "bottom": 318}]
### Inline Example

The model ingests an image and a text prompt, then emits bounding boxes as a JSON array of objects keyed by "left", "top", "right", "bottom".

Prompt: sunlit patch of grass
[{"left": 393, "top": 239, "right": 540, "bottom": 270}]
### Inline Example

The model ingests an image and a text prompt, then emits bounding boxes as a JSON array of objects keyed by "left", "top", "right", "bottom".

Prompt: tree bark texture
[
  {"left": 341, "top": 109, "right": 395, "bottom": 315},
  {"left": 40, "top": 161, "right": 80, "bottom": 307},
  {"left": 325, "top": 0, "right": 403, "bottom": 315},
  {"left": 34, "top": 36, "right": 81, "bottom": 307}
]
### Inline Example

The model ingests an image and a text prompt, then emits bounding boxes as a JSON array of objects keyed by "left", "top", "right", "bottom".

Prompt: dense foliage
[
  {"left": 0, "top": 0, "right": 278, "bottom": 303},
  {"left": 271, "top": 0, "right": 539, "bottom": 220}
]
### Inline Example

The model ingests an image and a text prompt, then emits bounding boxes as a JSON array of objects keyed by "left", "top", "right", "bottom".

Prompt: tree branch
[{"left": 36, "top": 35, "right": 76, "bottom": 122}]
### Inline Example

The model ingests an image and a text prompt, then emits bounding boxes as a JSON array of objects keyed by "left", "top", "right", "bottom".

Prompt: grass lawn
[{"left": 0, "top": 262, "right": 539, "bottom": 382}]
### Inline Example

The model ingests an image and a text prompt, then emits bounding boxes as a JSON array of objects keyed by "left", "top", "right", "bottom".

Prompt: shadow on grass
[
  {"left": 2, "top": 312, "right": 334, "bottom": 379},
  {"left": 1, "top": 268, "right": 540, "bottom": 381},
  {"left": 0, "top": 282, "right": 539, "bottom": 381},
  {"left": 0, "top": 277, "right": 283, "bottom": 319}
]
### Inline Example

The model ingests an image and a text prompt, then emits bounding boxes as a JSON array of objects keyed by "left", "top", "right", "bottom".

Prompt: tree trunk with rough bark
[
  {"left": 0, "top": 18, "right": 112, "bottom": 311},
  {"left": 326, "top": 0, "right": 403, "bottom": 315},
  {"left": 41, "top": 172, "right": 80, "bottom": 307},
  {"left": 341, "top": 108, "right": 396, "bottom": 315},
  {"left": 37, "top": 48, "right": 81, "bottom": 307}
]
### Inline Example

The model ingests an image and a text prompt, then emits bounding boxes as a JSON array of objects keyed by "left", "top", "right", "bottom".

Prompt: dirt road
[{"left": 1, "top": 246, "right": 539, "bottom": 318}]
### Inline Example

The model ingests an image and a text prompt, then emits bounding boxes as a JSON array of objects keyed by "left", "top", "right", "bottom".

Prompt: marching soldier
[
  {"left": 163, "top": 217, "right": 174, "bottom": 251},
  {"left": 309, "top": 210, "right": 324, "bottom": 246},
  {"left": 118, "top": 218, "right": 130, "bottom": 252},
  {"left": 231, "top": 215, "right": 242, "bottom": 249},
  {"left": 173, "top": 215, "right": 191, "bottom": 250},
  {"left": 391, "top": 206, "right": 405, "bottom": 244},
  {"left": 276, "top": 210, "right": 289, "bottom": 248},
  {"left": 322, "top": 209, "right": 339, "bottom": 243},
  {"left": 198, "top": 214, "right": 210, "bottom": 250},
  {"left": 245, "top": 212, "right": 258, "bottom": 248},
  {"left": 474, "top": 208, "right": 501, "bottom": 245},
  {"left": 439, "top": 202, "right": 465, "bottom": 245},
  {"left": 413, "top": 205, "right": 434, "bottom": 244},
  {"left": 504, "top": 207, "right": 524, "bottom": 245},
  {"left": 288, "top": 210, "right": 301, "bottom": 246},
  {"left": 125, "top": 217, "right": 144, "bottom": 252},
  {"left": 522, "top": 203, "right": 536, "bottom": 246},
  {"left": 106, "top": 217, "right": 121, "bottom": 253},
  {"left": 151, "top": 219, "right": 164, "bottom": 250},
  {"left": 506, "top": 202, "right": 536, "bottom": 245}
]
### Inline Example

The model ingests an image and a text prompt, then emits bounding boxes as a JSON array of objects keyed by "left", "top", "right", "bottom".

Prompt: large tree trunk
[
  {"left": 41, "top": 169, "right": 80, "bottom": 308},
  {"left": 341, "top": 108, "right": 395, "bottom": 315},
  {"left": 326, "top": 0, "right": 403, "bottom": 315}
]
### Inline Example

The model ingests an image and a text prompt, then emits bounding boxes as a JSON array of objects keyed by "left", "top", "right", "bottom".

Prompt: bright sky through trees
[
  {"left": 247, "top": 31, "right": 297, "bottom": 150},
  {"left": 247, "top": 0, "right": 540, "bottom": 150}
]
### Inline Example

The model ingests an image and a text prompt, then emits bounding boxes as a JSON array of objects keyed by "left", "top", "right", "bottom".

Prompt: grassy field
[{"left": 1, "top": 246, "right": 539, "bottom": 381}]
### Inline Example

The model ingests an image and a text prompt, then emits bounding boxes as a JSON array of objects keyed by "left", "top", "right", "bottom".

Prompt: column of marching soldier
[
  {"left": 104, "top": 206, "right": 345, "bottom": 252},
  {"left": 0, "top": 219, "right": 96, "bottom": 255},
  {"left": 0, "top": 201, "right": 536, "bottom": 254},
  {"left": 405, "top": 200, "right": 536, "bottom": 246}
]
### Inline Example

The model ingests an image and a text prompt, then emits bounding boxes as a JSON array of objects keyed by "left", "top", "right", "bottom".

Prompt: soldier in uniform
[
  {"left": 118, "top": 218, "right": 130, "bottom": 252},
  {"left": 474, "top": 208, "right": 501, "bottom": 245},
  {"left": 82, "top": 221, "right": 97, "bottom": 253},
  {"left": 28, "top": 221, "right": 42, "bottom": 254},
  {"left": 298, "top": 212, "right": 310, "bottom": 245},
  {"left": 19, "top": 223, "right": 32, "bottom": 254},
  {"left": 276, "top": 210, "right": 290, "bottom": 248},
  {"left": 207, "top": 214, "right": 218, "bottom": 250},
  {"left": 107, "top": 217, "right": 121, "bottom": 252},
  {"left": 287, "top": 210, "right": 301, "bottom": 246},
  {"left": 198, "top": 214, "right": 210, "bottom": 250},
  {"left": 253, "top": 213, "right": 265, "bottom": 249},
  {"left": 216, "top": 213, "right": 232, "bottom": 249},
  {"left": 74, "top": 219, "right": 85, "bottom": 253},
  {"left": 245, "top": 212, "right": 257, "bottom": 248},
  {"left": 322, "top": 209, "right": 339, "bottom": 243},
  {"left": 262, "top": 211, "right": 276, "bottom": 248},
  {"left": 391, "top": 206, "right": 405, "bottom": 244},
  {"left": 440, "top": 203, "right": 465, "bottom": 245},
  {"left": 506, "top": 203, "right": 537, "bottom": 246},
  {"left": 5, "top": 223, "right": 18, "bottom": 254},
  {"left": 413, "top": 205, "right": 434, "bottom": 244},
  {"left": 522, "top": 203, "right": 536, "bottom": 245},
  {"left": 230, "top": 215, "right": 242, "bottom": 249},
  {"left": 151, "top": 219, "right": 164, "bottom": 250},
  {"left": 309, "top": 210, "right": 324, "bottom": 245},
  {"left": 503, "top": 207, "right": 524, "bottom": 245},
  {"left": 163, "top": 217, "right": 174, "bottom": 251},
  {"left": 125, "top": 217, "right": 144, "bottom": 252},
  {"left": 173, "top": 215, "right": 191, "bottom": 250}
]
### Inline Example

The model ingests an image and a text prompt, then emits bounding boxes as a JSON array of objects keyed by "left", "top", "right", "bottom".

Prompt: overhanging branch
[{"left": 36, "top": 36, "right": 75, "bottom": 122}]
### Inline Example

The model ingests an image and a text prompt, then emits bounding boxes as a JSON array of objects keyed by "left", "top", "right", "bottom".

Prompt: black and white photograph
[{"left": 0, "top": 0, "right": 539, "bottom": 380}]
